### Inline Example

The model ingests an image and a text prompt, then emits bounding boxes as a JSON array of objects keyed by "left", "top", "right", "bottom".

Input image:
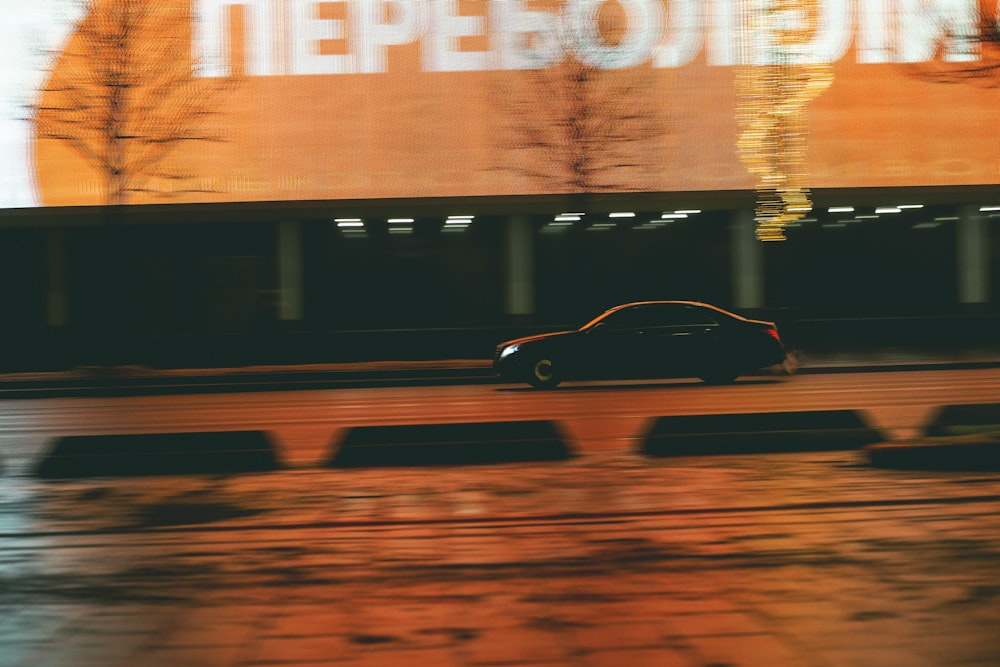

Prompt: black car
[{"left": 494, "top": 301, "right": 785, "bottom": 388}]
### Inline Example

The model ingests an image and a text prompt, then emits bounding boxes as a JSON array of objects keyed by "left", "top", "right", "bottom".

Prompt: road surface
[
  {"left": 2, "top": 368, "right": 999, "bottom": 472},
  {"left": 1, "top": 369, "right": 999, "bottom": 666}
]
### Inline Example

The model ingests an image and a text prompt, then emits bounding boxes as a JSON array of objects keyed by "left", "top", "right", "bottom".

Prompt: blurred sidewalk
[
  {"left": 0, "top": 346, "right": 998, "bottom": 398},
  {"left": 5, "top": 447, "right": 1000, "bottom": 666}
]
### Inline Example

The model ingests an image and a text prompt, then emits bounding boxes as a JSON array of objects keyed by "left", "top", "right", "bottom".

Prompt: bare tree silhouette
[
  {"left": 493, "top": 5, "right": 667, "bottom": 195},
  {"left": 33, "top": 0, "right": 234, "bottom": 206},
  {"left": 905, "top": 0, "right": 1000, "bottom": 86},
  {"left": 497, "top": 60, "right": 665, "bottom": 193}
]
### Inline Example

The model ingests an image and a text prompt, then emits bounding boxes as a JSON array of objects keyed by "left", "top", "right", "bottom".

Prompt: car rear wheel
[
  {"left": 528, "top": 358, "right": 561, "bottom": 389},
  {"left": 699, "top": 367, "right": 739, "bottom": 385}
]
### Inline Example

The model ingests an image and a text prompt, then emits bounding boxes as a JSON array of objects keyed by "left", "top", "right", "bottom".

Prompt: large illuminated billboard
[{"left": 2, "top": 0, "right": 998, "bottom": 209}]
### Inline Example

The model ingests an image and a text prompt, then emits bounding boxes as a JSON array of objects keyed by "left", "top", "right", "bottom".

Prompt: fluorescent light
[
  {"left": 980, "top": 206, "right": 1000, "bottom": 212},
  {"left": 828, "top": 206, "right": 854, "bottom": 213},
  {"left": 609, "top": 212, "right": 635, "bottom": 218},
  {"left": 934, "top": 216, "right": 959, "bottom": 222},
  {"left": 898, "top": 204, "right": 924, "bottom": 209},
  {"left": 542, "top": 223, "right": 571, "bottom": 233},
  {"left": 660, "top": 213, "right": 688, "bottom": 219},
  {"left": 388, "top": 218, "right": 414, "bottom": 224},
  {"left": 554, "top": 215, "right": 581, "bottom": 222},
  {"left": 875, "top": 207, "right": 902, "bottom": 214},
  {"left": 336, "top": 219, "right": 364, "bottom": 227},
  {"left": 447, "top": 215, "right": 474, "bottom": 220},
  {"left": 675, "top": 209, "right": 701, "bottom": 214}
]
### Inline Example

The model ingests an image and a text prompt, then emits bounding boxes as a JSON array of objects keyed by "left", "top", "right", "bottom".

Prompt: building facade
[{"left": 1, "top": 1, "right": 998, "bottom": 368}]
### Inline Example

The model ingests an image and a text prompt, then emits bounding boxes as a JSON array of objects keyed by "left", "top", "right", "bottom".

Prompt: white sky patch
[{"left": 0, "top": 0, "right": 85, "bottom": 208}]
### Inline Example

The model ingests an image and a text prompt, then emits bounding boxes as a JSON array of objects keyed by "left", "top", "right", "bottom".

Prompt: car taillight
[{"left": 765, "top": 327, "right": 781, "bottom": 343}]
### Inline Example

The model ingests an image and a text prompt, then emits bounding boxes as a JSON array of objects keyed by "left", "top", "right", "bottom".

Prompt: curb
[
  {"left": 642, "top": 410, "right": 884, "bottom": 456},
  {"left": 866, "top": 433, "right": 1000, "bottom": 471},
  {"left": 0, "top": 365, "right": 498, "bottom": 399},
  {"left": 799, "top": 359, "right": 1000, "bottom": 374},
  {"left": 35, "top": 431, "right": 280, "bottom": 478},
  {"left": 329, "top": 420, "right": 570, "bottom": 467},
  {"left": 924, "top": 403, "right": 1000, "bottom": 437},
  {"left": 0, "top": 356, "right": 997, "bottom": 399}
]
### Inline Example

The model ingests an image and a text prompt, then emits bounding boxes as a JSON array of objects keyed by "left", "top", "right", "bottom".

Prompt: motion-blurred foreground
[{"left": 2, "top": 368, "right": 1000, "bottom": 665}]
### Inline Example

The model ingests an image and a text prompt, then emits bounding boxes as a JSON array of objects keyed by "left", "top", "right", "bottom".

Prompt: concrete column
[
  {"left": 505, "top": 215, "right": 535, "bottom": 317},
  {"left": 957, "top": 205, "right": 989, "bottom": 305},
  {"left": 277, "top": 220, "right": 304, "bottom": 321},
  {"left": 731, "top": 209, "right": 764, "bottom": 309},
  {"left": 46, "top": 227, "right": 68, "bottom": 327}
]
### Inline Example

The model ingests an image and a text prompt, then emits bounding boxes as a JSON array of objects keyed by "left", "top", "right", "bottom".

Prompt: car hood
[{"left": 497, "top": 330, "right": 577, "bottom": 349}]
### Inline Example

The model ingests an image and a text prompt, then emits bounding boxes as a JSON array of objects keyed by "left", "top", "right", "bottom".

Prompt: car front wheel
[{"left": 528, "top": 357, "right": 561, "bottom": 389}]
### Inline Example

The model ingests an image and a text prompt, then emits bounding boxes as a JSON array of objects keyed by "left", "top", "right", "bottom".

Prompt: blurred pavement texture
[{"left": 2, "top": 450, "right": 999, "bottom": 667}]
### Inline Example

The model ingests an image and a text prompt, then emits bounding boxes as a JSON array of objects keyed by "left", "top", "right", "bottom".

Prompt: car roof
[
  {"left": 599, "top": 301, "right": 746, "bottom": 320},
  {"left": 605, "top": 300, "right": 721, "bottom": 311}
]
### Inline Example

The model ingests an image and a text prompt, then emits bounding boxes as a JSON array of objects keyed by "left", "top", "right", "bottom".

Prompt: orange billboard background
[{"left": 33, "top": 0, "right": 1000, "bottom": 208}]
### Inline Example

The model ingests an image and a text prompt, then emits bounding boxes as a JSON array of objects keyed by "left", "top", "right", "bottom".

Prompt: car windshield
[{"left": 580, "top": 307, "right": 632, "bottom": 330}]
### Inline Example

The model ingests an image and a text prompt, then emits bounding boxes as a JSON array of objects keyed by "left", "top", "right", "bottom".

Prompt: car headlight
[{"left": 499, "top": 344, "right": 519, "bottom": 358}]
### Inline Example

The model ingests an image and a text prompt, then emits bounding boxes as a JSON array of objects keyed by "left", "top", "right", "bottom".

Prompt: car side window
[
  {"left": 639, "top": 309, "right": 668, "bottom": 328},
  {"left": 637, "top": 305, "right": 719, "bottom": 327},
  {"left": 598, "top": 304, "right": 720, "bottom": 329},
  {"left": 599, "top": 307, "right": 647, "bottom": 329},
  {"left": 677, "top": 305, "right": 718, "bottom": 326}
]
